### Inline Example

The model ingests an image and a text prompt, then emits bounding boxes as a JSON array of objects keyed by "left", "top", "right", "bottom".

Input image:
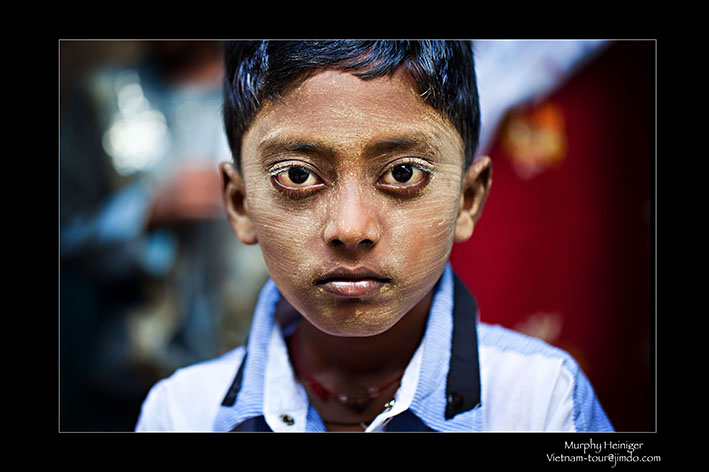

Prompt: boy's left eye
[{"left": 378, "top": 164, "right": 429, "bottom": 190}]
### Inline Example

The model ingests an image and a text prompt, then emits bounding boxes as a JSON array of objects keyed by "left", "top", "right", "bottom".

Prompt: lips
[{"left": 315, "top": 266, "right": 391, "bottom": 298}]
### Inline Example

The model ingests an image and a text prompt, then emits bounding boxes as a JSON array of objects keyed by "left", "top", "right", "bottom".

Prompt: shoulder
[
  {"left": 478, "top": 322, "right": 577, "bottom": 365},
  {"left": 477, "top": 323, "right": 612, "bottom": 431},
  {"left": 477, "top": 323, "right": 579, "bottom": 400},
  {"left": 135, "top": 346, "right": 246, "bottom": 431}
]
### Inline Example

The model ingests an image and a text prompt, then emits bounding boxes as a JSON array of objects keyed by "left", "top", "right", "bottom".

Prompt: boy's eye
[
  {"left": 271, "top": 165, "right": 324, "bottom": 195},
  {"left": 391, "top": 164, "right": 414, "bottom": 183},
  {"left": 282, "top": 166, "right": 314, "bottom": 185},
  {"left": 377, "top": 163, "right": 430, "bottom": 194}
]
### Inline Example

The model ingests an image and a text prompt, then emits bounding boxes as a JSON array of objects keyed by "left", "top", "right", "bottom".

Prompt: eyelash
[
  {"left": 268, "top": 159, "right": 433, "bottom": 198},
  {"left": 269, "top": 163, "right": 325, "bottom": 198}
]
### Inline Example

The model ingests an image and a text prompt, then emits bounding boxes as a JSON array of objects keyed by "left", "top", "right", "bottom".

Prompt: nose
[{"left": 323, "top": 183, "right": 380, "bottom": 250}]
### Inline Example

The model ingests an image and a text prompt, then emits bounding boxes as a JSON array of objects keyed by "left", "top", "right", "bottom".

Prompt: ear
[
  {"left": 454, "top": 156, "right": 492, "bottom": 243},
  {"left": 220, "top": 161, "right": 258, "bottom": 245}
]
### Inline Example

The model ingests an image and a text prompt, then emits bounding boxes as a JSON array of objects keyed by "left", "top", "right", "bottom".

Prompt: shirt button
[
  {"left": 384, "top": 399, "right": 396, "bottom": 411},
  {"left": 280, "top": 414, "right": 295, "bottom": 426},
  {"left": 447, "top": 392, "right": 464, "bottom": 409}
]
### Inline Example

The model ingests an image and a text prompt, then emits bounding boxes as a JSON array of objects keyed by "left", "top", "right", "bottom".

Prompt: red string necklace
[{"left": 288, "top": 328, "right": 404, "bottom": 412}]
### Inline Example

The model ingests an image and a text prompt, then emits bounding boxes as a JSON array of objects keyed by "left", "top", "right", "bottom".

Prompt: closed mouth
[
  {"left": 314, "top": 267, "right": 391, "bottom": 298},
  {"left": 315, "top": 266, "right": 391, "bottom": 285}
]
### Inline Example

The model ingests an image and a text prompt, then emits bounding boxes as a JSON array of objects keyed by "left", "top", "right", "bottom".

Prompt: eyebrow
[
  {"left": 362, "top": 136, "right": 439, "bottom": 158},
  {"left": 258, "top": 133, "right": 441, "bottom": 162},
  {"left": 259, "top": 138, "right": 337, "bottom": 161}
]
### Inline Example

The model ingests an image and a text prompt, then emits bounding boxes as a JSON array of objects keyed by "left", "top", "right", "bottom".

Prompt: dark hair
[{"left": 222, "top": 40, "right": 480, "bottom": 171}]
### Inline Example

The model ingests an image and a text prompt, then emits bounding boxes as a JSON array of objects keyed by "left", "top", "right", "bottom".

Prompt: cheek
[
  {"left": 391, "top": 166, "right": 462, "bottom": 265},
  {"left": 243, "top": 176, "right": 323, "bottom": 284},
  {"left": 388, "top": 194, "right": 459, "bottom": 288}
]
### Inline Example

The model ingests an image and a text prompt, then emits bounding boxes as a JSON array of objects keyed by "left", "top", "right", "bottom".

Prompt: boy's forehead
[{"left": 243, "top": 70, "right": 464, "bottom": 163}]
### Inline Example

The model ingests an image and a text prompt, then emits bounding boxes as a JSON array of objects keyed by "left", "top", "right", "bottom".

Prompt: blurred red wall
[{"left": 450, "top": 41, "right": 653, "bottom": 432}]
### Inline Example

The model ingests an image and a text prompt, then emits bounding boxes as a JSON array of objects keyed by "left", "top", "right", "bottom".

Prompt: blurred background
[{"left": 59, "top": 40, "right": 654, "bottom": 432}]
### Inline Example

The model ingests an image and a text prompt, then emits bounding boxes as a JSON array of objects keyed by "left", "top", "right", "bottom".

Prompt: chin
[{"left": 304, "top": 301, "right": 408, "bottom": 338}]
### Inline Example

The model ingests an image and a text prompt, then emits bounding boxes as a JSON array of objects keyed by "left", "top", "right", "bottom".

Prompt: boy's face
[{"left": 222, "top": 69, "right": 491, "bottom": 337}]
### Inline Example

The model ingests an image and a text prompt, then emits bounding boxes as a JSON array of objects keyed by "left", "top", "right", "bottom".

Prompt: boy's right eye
[{"left": 271, "top": 165, "right": 325, "bottom": 196}]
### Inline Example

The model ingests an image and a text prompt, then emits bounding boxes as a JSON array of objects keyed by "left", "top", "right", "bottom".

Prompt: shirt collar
[
  {"left": 407, "top": 264, "right": 482, "bottom": 431},
  {"left": 213, "top": 278, "right": 281, "bottom": 432},
  {"left": 214, "top": 264, "right": 482, "bottom": 432}
]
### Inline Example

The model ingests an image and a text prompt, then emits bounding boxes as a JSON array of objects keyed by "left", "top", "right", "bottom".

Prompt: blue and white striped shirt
[{"left": 135, "top": 264, "right": 613, "bottom": 432}]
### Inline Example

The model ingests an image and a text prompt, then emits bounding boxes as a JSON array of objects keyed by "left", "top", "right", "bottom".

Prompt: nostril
[
  {"left": 328, "top": 238, "right": 375, "bottom": 249},
  {"left": 360, "top": 239, "right": 374, "bottom": 248}
]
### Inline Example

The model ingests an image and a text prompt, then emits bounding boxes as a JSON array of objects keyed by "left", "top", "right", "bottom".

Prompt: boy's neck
[{"left": 278, "top": 289, "right": 433, "bottom": 384}]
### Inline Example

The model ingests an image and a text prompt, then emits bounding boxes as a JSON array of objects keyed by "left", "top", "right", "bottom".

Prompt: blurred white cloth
[{"left": 474, "top": 40, "right": 608, "bottom": 155}]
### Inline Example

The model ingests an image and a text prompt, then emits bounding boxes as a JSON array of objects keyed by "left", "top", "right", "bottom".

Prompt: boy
[{"left": 135, "top": 40, "right": 613, "bottom": 432}]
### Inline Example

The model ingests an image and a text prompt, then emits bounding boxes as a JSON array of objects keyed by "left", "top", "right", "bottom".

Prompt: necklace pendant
[
  {"left": 348, "top": 398, "right": 370, "bottom": 412},
  {"left": 337, "top": 390, "right": 372, "bottom": 412}
]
